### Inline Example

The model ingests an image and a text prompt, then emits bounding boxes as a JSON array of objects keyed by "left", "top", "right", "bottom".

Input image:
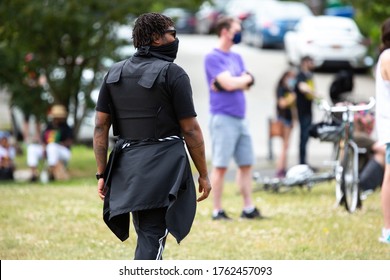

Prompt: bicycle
[
  {"left": 253, "top": 97, "right": 376, "bottom": 213},
  {"left": 320, "top": 96, "right": 376, "bottom": 212}
]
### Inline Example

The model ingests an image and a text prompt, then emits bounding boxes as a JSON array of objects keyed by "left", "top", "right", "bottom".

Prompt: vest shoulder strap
[
  {"left": 138, "top": 60, "right": 171, "bottom": 89},
  {"left": 106, "top": 58, "right": 171, "bottom": 88},
  {"left": 106, "top": 59, "right": 127, "bottom": 84}
]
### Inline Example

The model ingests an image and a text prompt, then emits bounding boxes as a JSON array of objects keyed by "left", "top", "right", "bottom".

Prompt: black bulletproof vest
[{"left": 105, "top": 56, "right": 181, "bottom": 140}]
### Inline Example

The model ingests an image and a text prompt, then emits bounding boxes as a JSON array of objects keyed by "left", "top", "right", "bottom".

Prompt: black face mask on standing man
[{"left": 137, "top": 38, "right": 180, "bottom": 62}]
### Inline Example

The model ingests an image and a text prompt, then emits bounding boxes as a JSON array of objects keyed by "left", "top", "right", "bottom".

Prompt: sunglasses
[{"left": 165, "top": 29, "right": 177, "bottom": 38}]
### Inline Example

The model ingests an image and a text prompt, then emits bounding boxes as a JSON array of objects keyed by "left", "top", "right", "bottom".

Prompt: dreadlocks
[{"left": 132, "top": 13, "right": 175, "bottom": 48}]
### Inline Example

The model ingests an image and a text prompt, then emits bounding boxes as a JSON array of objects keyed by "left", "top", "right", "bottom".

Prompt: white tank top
[{"left": 375, "top": 48, "right": 390, "bottom": 144}]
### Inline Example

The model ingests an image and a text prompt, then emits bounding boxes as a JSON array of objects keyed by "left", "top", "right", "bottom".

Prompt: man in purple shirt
[{"left": 205, "top": 16, "right": 261, "bottom": 220}]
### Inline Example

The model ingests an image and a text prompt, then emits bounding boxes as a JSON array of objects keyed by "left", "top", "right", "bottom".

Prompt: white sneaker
[
  {"left": 378, "top": 228, "right": 390, "bottom": 244},
  {"left": 360, "top": 189, "right": 373, "bottom": 201}
]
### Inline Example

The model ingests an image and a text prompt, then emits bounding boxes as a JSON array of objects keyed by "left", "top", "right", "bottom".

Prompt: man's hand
[
  {"left": 197, "top": 176, "right": 212, "bottom": 202},
  {"left": 97, "top": 179, "right": 107, "bottom": 200},
  {"left": 211, "top": 79, "right": 226, "bottom": 92},
  {"left": 246, "top": 71, "right": 255, "bottom": 87}
]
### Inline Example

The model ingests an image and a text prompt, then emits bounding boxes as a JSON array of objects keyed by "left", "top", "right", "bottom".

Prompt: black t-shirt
[
  {"left": 295, "top": 70, "right": 314, "bottom": 117},
  {"left": 276, "top": 85, "right": 293, "bottom": 121},
  {"left": 96, "top": 63, "right": 197, "bottom": 122},
  {"left": 42, "top": 122, "right": 73, "bottom": 149}
]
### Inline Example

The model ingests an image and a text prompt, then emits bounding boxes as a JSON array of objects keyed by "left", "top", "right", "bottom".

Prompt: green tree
[
  {"left": 0, "top": 0, "right": 202, "bottom": 140},
  {"left": 343, "top": 0, "right": 390, "bottom": 58}
]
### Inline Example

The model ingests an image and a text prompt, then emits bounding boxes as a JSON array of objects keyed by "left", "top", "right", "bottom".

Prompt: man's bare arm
[
  {"left": 179, "top": 117, "right": 211, "bottom": 202},
  {"left": 94, "top": 111, "right": 111, "bottom": 200},
  {"left": 93, "top": 111, "right": 111, "bottom": 174},
  {"left": 214, "top": 71, "right": 254, "bottom": 92}
]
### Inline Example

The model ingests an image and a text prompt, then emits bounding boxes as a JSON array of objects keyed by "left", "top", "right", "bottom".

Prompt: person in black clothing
[
  {"left": 93, "top": 12, "right": 211, "bottom": 260},
  {"left": 275, "top": 69, "right": 297, "bottom": 178},
  {"left": 295, "top": 56, "right": 317, "bottom": 165},
  {"left": 329, "top": 69, "right": 354, "bottom": 105}
]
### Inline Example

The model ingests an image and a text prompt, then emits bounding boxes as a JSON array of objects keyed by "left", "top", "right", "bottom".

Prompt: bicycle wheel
[
  {"left": 334, "top": 143, "right": 343, "bottom": 206},
  {"left": 340, "top": 142, "right": 361, "bottom": 212}
]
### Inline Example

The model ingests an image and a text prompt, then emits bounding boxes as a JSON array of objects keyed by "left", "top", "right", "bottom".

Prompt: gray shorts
[
  {"left": 386, "top": 143, "right": 390, "bottom": 164},
  {"left": 209, "top": 114, "right": 254, "bottom": 168}
]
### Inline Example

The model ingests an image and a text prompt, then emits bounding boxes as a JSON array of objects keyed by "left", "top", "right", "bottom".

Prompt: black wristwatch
[{"left": 96, "top": 173, "right": 104, "bottom": 180}]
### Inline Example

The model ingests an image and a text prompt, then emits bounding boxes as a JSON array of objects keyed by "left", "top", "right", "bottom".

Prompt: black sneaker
[
  {"left": 212, "top": 210, "right": 232, "bottom": 220},
  {"left": 49, "top": 172, "right": 55, "bottom": 181},
  {"left": 240, "top": 207, "right": 262, "bottom": 219},
  {"left": 30, "top": 175, "right": 38, "bottom": 182}
]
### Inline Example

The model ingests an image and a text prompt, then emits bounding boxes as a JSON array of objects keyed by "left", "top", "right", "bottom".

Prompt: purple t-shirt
[{"left": 205, "top": 48, "right": 246, "bottom": 118}]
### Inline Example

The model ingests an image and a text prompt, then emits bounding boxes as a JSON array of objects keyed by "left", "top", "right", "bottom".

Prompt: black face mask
[
  {"left": 137, "top": 38, "right": 179, "bottom": 62},
  {"left": 232, "top": 32, "right": 242, "bottom": 44}
]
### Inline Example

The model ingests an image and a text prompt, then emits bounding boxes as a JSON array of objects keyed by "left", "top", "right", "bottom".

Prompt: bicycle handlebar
[{"left": 318, "top": 97, "right": 376, "bottom": 113}]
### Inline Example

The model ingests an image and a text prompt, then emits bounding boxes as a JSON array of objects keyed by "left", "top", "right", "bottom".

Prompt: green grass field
[{"left": 1, "top": 145, "right": 388, "bottom": 259}]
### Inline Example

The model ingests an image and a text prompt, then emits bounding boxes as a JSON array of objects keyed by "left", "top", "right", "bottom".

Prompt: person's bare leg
[
  {"left": 381, "top": 163, "right": 390, "bottom": 229},
  {"left": 374, "top": 150, "right": 385, "bottom": 167},
  {"left": 276, "top": 126, "right": 292, "bottom": 174},
  {"left": 23, "top": 119, "right": 30, "bottom": 143},
  {"left": 30, "top": 166, "right": 39, "bottom": 178},
  {"left": 211, "top": 166, "right": 227, "bottom": 211},
  {"left": 34, "top": 121, "right": 41, "bottom": 141},
  {"left": 236, "top": 165, "right": 253, "bottom": 208}
]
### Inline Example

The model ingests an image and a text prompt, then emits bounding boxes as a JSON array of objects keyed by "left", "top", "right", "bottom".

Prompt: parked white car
[{"left": 284, "top": 16, "right": 373, "bottom": 70}]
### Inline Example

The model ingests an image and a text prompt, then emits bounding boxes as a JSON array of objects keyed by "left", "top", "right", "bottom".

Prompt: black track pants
[{"left": 132, "top": 207, "right": 168, "bottom": 260}]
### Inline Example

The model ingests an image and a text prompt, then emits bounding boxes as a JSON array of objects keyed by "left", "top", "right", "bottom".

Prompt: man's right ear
[
  {"left": 151, "top": 33, "right": 161, "bottom": 44},
  {"left": 220, "top": 27, "right": 229, "bottom": 36}
]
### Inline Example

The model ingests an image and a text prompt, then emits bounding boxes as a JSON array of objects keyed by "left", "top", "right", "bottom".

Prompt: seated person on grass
[
  {"left": 0, "top": 130, "right": 16, "bottom": 181},
  {"left": 353, "top": 108, "right": 386, "bottom": 196},
  {"left": 27, "top": 105, "right": 73, "bottom": 182}
]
